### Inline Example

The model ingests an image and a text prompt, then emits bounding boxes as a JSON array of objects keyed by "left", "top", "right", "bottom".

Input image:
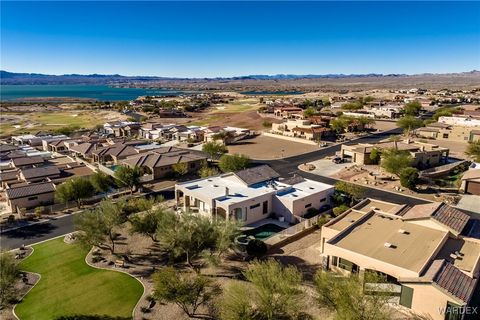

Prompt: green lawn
[{"left": 15, "top": 238, "right": 143, "bottom": 320}]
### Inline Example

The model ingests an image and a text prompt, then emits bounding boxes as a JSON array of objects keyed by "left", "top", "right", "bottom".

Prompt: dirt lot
[
  {"left": 188, "top": 109, "right": 281, "bottom": 131},
  {"left": 373, "top": 120, "right": 398, "bottom": 132},
  {"left": 227, "top": 134, "right": 319, "bottom": 160}
]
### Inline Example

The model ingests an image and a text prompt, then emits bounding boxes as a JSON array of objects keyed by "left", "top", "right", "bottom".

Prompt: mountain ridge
[{"left": 2, "top": 70, "right": 479, "bottom": 85}]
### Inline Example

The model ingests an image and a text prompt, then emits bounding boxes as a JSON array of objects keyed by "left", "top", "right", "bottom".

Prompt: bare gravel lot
[{"left": 227, "top": 135, "right": 319, "bottom": 160}]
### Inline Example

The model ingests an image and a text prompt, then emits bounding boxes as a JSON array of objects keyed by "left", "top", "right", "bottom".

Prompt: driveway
[{"left": 302, "top": 159, "right": 354, "bottom": 177}]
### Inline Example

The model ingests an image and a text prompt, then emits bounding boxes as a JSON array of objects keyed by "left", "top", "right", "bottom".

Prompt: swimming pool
[{"left": 244, "top": 223, "right": 285, "bottom": 241}]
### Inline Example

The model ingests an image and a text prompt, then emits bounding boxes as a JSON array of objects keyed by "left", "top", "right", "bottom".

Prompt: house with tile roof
[
  {"left": 120, "top": 147, "right": 207, "bottom": 181},
  {"left": 5, "top": 182, "right": 56, "bottom": 213},
  {"left": 320, "top": 199, "right": 480, "bottom": 320}
]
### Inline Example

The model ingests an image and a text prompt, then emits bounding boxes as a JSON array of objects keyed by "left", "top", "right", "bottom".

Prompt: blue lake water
[{"left": 0, "top": 85, "right": 187, "bottom": 101}]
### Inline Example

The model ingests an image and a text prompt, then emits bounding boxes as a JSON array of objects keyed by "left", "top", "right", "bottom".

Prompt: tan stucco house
[{"left": 320, "top": 199, "right": 479, "bottom": 320}]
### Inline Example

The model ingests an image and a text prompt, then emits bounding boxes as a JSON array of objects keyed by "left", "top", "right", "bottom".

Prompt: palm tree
[{"left": 389, "top": 135, "right": 402, "bottom": 150}]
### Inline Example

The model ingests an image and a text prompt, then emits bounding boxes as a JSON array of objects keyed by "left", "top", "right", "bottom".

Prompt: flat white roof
[{"left": 177, "top": 174, "right": 333, "bottom": 206}]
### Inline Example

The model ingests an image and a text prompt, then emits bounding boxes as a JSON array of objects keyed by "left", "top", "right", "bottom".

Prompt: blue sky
[{"left": 1, "top": 1, "right": 479, "bottom": 77}]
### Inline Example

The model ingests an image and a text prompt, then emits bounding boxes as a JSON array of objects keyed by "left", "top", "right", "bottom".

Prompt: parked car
[{"left": 332, "top": 157, "right": 343, "bottom": 164}]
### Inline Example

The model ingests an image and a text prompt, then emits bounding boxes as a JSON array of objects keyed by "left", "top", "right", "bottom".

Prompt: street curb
[
  {"left": 12, "top": 246, "right": 40, "bottom": 320},
  {"left": 1, "top": 213, "right": 73, "bottom": 234},
  {"left": 297, "top": 165, "right": 434, "bottom": 204}
]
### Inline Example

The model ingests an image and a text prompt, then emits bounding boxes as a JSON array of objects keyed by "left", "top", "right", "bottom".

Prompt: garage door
[{"left": 466, "top": 181, "right": 480, "bottom": 196}]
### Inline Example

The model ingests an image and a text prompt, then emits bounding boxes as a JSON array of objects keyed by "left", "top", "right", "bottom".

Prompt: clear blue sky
[{"left": 1, "top": 1, "right": 479, "bottom": 77}]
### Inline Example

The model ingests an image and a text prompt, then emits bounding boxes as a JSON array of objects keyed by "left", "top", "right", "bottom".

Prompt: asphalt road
[
  {"left": 0, "top": 128, "right": 447, "bottom": 250},
  {"left": 0, "top": 189, "right": 175, "bottom": 250}
]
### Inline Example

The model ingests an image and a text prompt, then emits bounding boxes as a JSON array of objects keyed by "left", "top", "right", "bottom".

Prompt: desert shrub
[{"left": 246, "top": 239, "right": 267, "bottom": 258}]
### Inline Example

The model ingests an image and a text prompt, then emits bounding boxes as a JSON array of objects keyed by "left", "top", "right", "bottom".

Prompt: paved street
[{"left": 0, "top": 189, "right": 175, "bottom": 250}]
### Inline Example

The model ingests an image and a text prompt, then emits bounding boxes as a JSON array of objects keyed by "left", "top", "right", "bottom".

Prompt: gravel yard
[{"left": 227, "top": 134, "right": 319, "bottom": 160}]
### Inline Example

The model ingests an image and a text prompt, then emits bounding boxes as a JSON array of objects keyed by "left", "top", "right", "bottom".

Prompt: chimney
[{"left": 225, "top": 187, "right": 229, "bottom": 196}]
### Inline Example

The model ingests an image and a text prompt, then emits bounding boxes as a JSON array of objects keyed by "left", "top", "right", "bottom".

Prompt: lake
[{"left": 0, "top": 85, "right": 188, "bottom": 101}]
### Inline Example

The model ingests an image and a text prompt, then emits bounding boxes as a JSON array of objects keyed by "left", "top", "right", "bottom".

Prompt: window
[
  {"left": 331, "top": 256, "right": 338, "bottom": 267},
  {"left": 444, "top": 302, "right": 463, "bottom": 320},
  {"left": 234, "top": 208, "right": 246, "bottom": 221},
  {"left": 27, "top": 196, "right": 38, "bottom": 201},
  {"left": 262, "top": 201, "right": 268, "bottom": 214},
  {"left": 320, "top": 198, "right": 326, "bottom": 202},
  {"left": 305, "top": 203, "right": 312, "bottom": 208},
  {"left": 399, "top": 286, "right": 414, "bottom": 309},
  {"left": 338, "top": 258, "right": 354, "bottom": 272},
  {"left": 250, "top": 203, "right": 260, "bottom": 209}
]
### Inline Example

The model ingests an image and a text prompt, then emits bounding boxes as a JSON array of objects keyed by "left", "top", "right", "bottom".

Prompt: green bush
[
  {"left": 399, "top": 167, "right": 419, "bottom": 190},
  {"left": 246, "top": 239, "right": 267, "bottom": 257},
  {"left": 332, "top": 204, "right": 349, "bottom": 216}
]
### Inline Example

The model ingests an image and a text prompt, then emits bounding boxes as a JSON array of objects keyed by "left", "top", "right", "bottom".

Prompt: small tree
[
  {"left": 399, "top": 167, "right": 419, "bottom": 190},
  {"left": 198, "top": 165, "right": 220, "bottom": 178},
  {"left": 172, "top": 162, "right": 189, "bottom": 176},
  {"left": 403, "top": 101, "right": 422, "bottom": 116},
  {"left": 466, "top": 140, "right": 480, "bottom": 162},
  {"left": 202, "top": 141, "right": 228, "bottom": 160},
  {"left": 315, "top": 271, "right": 393, "bottom": 320},
  {"left": 262, "top": 120, "right": 272, "bottom": 129},
  {"left": 114, "top": 165, "right": 142, "bottom": 194},
  {"left": 380, "top": 148, "right": 413, "bottom": 177},
  {"left": 220, "top": 260, "right": 305, "bottom": 320},
  {"left": 335, "top": 181, "right": 365, "bottom": 204},
  {"left": 396, "top": 116, "right": 423, "bottom": 136},
  {"left": 0, "top": 251, "right": 19, "bottom": 308},
  {"left": 74, "top": 200, "right": 126, "bottom": 253},
  {"left": 130, "top": 207, "right": 166, "bottom": 241},
  {"left": 369, "top": 147, "right": 381, "bottom": 164},
  {"left": 153, "top": 267, "right": 221, "bottom": 318},
  {"left": 303, "top": 106, "right": 316, "bottom": 118},
  {"left": 55, "top": 177, "right": 95, "bottom": 208},
  {"left": 389, "top": 135, "right": 402, "bottom": 150},
  {"left": 330, "top": 118, "right": 348, "bottom": 133},
  {"left": 156, "top": 212, "right": 240, "bottom": 272},
  {"left": 218, "top": 154, "right": 250, "bottom": 172},
  {"left": 90, "top": 172, "right": 113, "bottom": 193}
]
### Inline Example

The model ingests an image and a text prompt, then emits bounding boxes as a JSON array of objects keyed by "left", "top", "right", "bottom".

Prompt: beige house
[
  {"left": 340, "top": 140, "right": 449, "bottom": 168},
  {"left": 5, "top": 182, "right": 56, "bottom": 213},
  {"left": 461, "top": 169, "right": 480, "bottom": 196},
  {"left": 416, "top": 122, "right": 480, "bottom": 143},
  {"left": 271, "top": 119, "right": 331, "bottom": 141},
  {"left": 320, "top": 199, "right": 479, "bottom": 320},
  {"left": 120, "top": 147, "right": 207, "bottom": 181}
]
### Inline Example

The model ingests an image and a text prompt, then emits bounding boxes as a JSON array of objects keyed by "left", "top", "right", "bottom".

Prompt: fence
[{"left": 264, "top": 214, "right": 322, "bottom": 247}]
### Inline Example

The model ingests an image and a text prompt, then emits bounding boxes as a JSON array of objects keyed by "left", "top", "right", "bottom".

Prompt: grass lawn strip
[{"left": 15, "top": 238, "right": 143, "bottom": 320}]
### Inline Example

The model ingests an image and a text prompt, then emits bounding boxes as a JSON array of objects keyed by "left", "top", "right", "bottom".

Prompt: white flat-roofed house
[{"left": 175, "top": 165, "right": 334, "bottom": 225}]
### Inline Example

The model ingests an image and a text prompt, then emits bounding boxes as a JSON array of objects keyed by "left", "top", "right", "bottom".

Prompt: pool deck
[{"left": 242, "top": 218, "right": 291, "bottom": 231}]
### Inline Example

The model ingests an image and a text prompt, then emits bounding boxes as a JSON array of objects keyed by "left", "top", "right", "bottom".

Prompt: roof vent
[
  {"left": 371, "top": 206, "right": 379, "bottom": 210},
  {"left": 398, "top": 229, "right": 409, "bottom": 234},
  {"left": 348, "top": 219, "right": 356, "bottom": 223},
  {"left": 450, "top": 253, "right": 458, "bottom": 260},
  {"left": 384, "top": 242, "right": 395, "bottom": 248}
]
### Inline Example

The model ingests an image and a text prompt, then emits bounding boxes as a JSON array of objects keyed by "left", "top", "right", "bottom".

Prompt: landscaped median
[{"left": 14, "top": 238, "right": 144, "bottom": 320}]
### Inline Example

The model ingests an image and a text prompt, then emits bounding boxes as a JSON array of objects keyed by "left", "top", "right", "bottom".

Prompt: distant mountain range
[{"left": 1, "top": 70, "right": 479, "bottom": 85}]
